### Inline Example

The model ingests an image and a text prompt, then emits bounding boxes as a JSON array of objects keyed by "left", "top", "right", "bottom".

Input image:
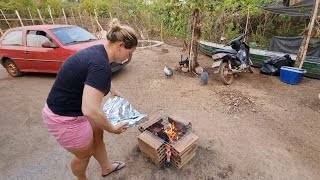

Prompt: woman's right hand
[{"left": 112, "top": 122, "right": 129, "bottom": 134}]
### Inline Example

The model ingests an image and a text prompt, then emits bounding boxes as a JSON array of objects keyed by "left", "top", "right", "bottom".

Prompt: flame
[{"left": 164, "top": 123, "right": 183, "bottom": 142}]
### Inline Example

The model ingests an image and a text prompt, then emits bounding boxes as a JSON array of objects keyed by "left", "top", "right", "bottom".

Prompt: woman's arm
[
  {"left": 110, "top": 82, "right": 123, "bottom": 97},
  {"left": 81, "top": 84, "right": 128, "bottom": 133}
]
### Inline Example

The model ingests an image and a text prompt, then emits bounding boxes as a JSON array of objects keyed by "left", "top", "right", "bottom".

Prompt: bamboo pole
[
  {"left": 28, "top": 8, "right": 34, "bottom": 25},
  {"left": 71, "top": 9, "right": 76, "bottom": 25},
  {"left": 295, "top": 0, "right": 320, "bottom": 68},
  {"left": 15, "top": 10, "right": 24, "bottom": 27},
  {"left": 94, "top": 9, "right": 103, "bottom": 32},
  {"left": 0, "top": 9, "right": 11, "bottom": 28},
  {"left": 37, "top": 9, "right": 45, "bottom": 24},
  {"left": 244, "top": 6, "right": 250, "bottom": 42},
  {"left": 78, "top": 8, "right": 84, "bottom": 28},
  {"left": 48, "top": 5, "right": 55, "bottom": 24},
  {"left": 62, "top": 8, "right": 68, "bottom": 25},
  {"left": 89, "top": 13, "right": 95, "bottom": 33}
]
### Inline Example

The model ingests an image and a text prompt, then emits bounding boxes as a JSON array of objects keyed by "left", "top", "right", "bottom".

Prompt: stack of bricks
[{"left": 137, "top": 116, "right": 198, "bottom": 169}]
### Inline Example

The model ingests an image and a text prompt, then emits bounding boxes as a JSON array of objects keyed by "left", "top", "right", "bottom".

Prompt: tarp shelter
[
  {"left": 262, "top": 0, "right": 314, "bottom": 17},
  {"left": 270, "top": 36, "right": 320, "bottom": 57}
]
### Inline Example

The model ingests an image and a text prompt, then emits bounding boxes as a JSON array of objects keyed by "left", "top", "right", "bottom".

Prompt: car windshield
[{"left": 51, "top": 26, "right": 98, "bottom": 45}]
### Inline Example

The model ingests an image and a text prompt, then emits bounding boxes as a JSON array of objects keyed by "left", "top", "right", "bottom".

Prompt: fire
[{"left": 164, "top": 123, "right": 183, "bottom": 142}]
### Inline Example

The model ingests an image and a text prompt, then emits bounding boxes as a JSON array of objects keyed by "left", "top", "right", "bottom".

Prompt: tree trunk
[{"left": 189, "top": 9, "right": 201, "bottom": 72}]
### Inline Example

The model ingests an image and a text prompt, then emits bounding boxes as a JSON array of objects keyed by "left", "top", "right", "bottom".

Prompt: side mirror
[{"left": 42, "top": 41, "right": 58, "bottom": 48}]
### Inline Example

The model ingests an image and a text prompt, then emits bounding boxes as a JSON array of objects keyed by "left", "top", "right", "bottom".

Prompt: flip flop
[{"left": 102, "top": 161, "right": 126, "bottom": 177}]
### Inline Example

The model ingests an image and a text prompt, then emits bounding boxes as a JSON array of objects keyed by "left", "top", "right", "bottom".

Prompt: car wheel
[{"left": 4, "top": 59, "right": 22, "bottom": 77}]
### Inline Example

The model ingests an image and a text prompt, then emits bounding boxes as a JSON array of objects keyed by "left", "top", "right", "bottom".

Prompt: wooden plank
[{"left": 171, "top": 133, "right": 198, "bottom": 155}]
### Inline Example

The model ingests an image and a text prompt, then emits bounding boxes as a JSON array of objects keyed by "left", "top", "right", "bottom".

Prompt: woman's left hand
[{"left": 111, "top": 90, "right": 124, "bottom": 98}]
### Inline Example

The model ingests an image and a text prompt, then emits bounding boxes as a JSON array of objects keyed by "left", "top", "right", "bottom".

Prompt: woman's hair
[{"left": 106, "top": 19, "right": 138, "bottom": 49}]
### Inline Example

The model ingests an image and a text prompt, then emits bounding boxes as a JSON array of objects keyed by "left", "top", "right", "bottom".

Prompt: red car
[{"left": 0, "top": 25, "right": 130, "bottom": 77}]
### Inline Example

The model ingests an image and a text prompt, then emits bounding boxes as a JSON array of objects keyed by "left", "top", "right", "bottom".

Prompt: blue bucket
[{"left": 280, "top": 66, "right": 306, "bottom": 85}]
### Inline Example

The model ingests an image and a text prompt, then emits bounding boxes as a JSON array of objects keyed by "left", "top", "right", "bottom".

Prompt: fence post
[
  {"left": 62, "top": 8, "right": 68, "bottom": 25},
  {"left": 15, "top": 10, "right": 24, "bottom": 27},
  {"left": 94, "top": 9, "right": 103, "bottom": 32},
  {"left": 0, "top": 9, "right": 11, "bottom": 28},
  {"left": 48, "top": 5, "right": 55, "bottom": 24},
  {"left": 71, "top": 9, "right": 76, "bottom": 25},
  {"left": 78, "top": 8, "right": 84, "bottom": 28},
  {"left": 89, "top": 12, "right": 95, "bottom": 33},
  {"left": 28, "top": 8, "right": 34, "bottom": 25},
  {"left": 37, "top": 9, "right": 45, "bottom": 24}
]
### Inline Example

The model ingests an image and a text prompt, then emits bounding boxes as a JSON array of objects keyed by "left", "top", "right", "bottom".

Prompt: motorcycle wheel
[{"left": 219, "top": 62, "right": 234, "bottom": 85}]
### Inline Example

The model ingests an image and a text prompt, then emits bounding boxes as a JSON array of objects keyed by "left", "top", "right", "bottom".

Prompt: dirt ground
[{"left": 0, "top": 44, "right": 320, "bottom": 180}]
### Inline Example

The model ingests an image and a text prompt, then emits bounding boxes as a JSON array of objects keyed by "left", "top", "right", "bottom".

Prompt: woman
[{"left": 42, "top": 19, "right": 138, "bottom": 180}]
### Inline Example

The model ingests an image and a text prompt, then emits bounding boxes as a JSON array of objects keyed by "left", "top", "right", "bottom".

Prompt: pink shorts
[{"left": 42, "top": 104, "right": 93, "bottom": 149}]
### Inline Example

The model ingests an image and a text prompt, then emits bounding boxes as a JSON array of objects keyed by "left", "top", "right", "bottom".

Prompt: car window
[
  {"left": 51, "top": 26, "right": 98, "bottom": 45},
  {"left": 26, "top": 30, "right": 52, "bottom": 47},
  {"left": 1, "top": 30, "right": 23, "bottom": 46}
]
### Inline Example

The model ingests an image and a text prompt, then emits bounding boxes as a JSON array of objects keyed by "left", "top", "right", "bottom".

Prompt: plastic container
[{"left": 280, "top": 66, "right": 306, "bottom": 85}]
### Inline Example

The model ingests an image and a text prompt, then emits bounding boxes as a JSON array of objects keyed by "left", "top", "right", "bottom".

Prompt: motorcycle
[{"left": 211, "top": 33, "right": 253, "bottom": 85}]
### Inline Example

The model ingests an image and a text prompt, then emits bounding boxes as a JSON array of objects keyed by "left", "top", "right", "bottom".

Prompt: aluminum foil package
[{"left": 103, "top": 96, "right": 146, "bottom": 127}]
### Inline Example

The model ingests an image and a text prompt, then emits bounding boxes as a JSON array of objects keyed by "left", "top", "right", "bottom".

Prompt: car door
[
  {"left": 0, "top": 30, "right": 29, "bottom": 70},
  {"left": 25, "top": 30, "right": 70, "bottom": 73}
]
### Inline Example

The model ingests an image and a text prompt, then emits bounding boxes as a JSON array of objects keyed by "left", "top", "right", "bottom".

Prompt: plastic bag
[{"left": 103, "top": 96, "right": 146, "bottom": 127}]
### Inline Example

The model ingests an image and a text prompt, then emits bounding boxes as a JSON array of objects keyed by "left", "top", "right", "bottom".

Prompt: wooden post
[
  {"left": 244, "top": 6, "right": 250, "bottom": 42},
  {"left": 189, "top": 9, "right": 201, "bottom": 72},
  {"left": 62, "top": 8, "right": 68, "bottom": 25},
  {"left": 94, "top": 9, "right": 103, "bottom": 32},
  {"left": 0, "top": 28, "right": 3, "bottom": 36},
  {"left": 15, "top": 10, "right": 24, "bottom": 27},
  {"left": 71, "top": 9, "right": 76, "bottom": 25},
  {"left": 37, "top": 9, "right": 45, "bottom": 24},
  {"left": 160, "top": 21, "right": 163, "bottom": 42},
  {"left": 0, "top": 9, "right": 11, "bottom": 28},
  {"left": 48, "top": 5, "right": 55, "bottom": 24},
  {"left": 28, "top": 8, "right": 34, "bottom": 25},
  {"left": 78, "top": 8, "right": 84, "bottom": 28},
  {"left": 295, "top": 0, "right": 320, "bottom": 68},
  {"left": 89, "top": 13, "right": 95, "bottom": 33}
]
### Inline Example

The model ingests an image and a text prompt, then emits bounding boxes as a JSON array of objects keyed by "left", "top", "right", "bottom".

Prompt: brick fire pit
[{"left": 137, "top": 116, "right": 198, "bottom": 169}]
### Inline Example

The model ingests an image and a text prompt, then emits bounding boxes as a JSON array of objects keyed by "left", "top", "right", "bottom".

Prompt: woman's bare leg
[
  {"left": 89, "top": 120, "right": 126, "bottom": 175},
  {"left": 66, "top": 141, "right": 94, "bottom": 180}
]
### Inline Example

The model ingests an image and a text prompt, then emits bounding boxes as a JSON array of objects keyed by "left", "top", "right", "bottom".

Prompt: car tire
[{"left": 4, "top": 59, "right": 22, "bottom": 77}]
